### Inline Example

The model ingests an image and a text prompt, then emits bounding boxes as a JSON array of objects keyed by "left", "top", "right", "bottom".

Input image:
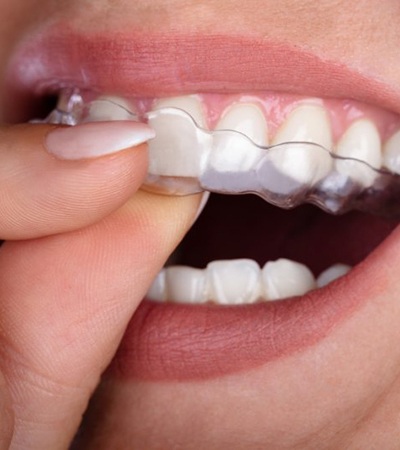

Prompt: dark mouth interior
[
  {"left": 172, "top": 194, "right": 398, "bottom": 276},
  {"left": 4, "top": 92, "right": 58, "bottom": 124}
]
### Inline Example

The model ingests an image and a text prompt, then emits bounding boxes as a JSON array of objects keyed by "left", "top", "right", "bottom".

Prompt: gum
[
  {"left": 197, "top": 93, "right": 400, "bottom": 143},
  {"left": 36, "top": 89, "right": 400, "bottom": 218}
]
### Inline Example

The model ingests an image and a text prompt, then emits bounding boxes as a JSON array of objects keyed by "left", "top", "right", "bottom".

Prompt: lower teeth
[
  {"left": 149, "top": 190, "right": 392, "bottom": 306},
  {"left": 147, "top": 259, "right": 351, "bottom": 305}
]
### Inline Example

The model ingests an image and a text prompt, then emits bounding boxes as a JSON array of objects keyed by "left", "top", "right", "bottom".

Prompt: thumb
[
  {"left": 0, "top": 121, "right": 154, "bottom": 240},
  {"left": 0, "top": 190, "right": 202, "bottom": 449}
]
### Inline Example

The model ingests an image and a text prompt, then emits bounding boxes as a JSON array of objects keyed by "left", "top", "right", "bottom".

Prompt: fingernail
[{"left": 46, "top": 121, "right": 155, "bottom": 160}]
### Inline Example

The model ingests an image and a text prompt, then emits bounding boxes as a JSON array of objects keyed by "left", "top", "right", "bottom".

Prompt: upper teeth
[
  {"left": 85, "top": 94, "right": 398, "bottom": 194},
  {"left": 335, "top": 119, "right": 382, "bottom": 187},
  {"left": 72, "top": 92, "right": 400, "bottom": 219},
  {"left": 144, "top": 96, "right": 391, "bottom": 188},
  {"left": 268, "top": 104, "right": 334, "bottom": 192},
  {"left": 147, "top": 96, "right": 209, "bottom": 178},
  {"left": 210, "top": 102, "right": 267, "bottom": 173},
  {"left": 76, "top": 93, "right": 400, "bottom": 180},
  {"left": 383, "top": 130, "right": 400, "bottom": 175},
  {"left": 85, "top": 95, "right": 136, "bottom": 122},
  {"left": 147, "top": 259, "right": 351, "bottom": 305}
]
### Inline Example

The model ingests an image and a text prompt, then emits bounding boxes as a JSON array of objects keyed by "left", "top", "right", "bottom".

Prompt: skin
[{"left": 0, "top": 0, "right": 399, "bottom": 449}]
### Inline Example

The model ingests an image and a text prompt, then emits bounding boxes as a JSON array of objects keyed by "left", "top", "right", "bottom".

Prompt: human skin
[{"left": 1, "top": 1, "right": 400, "bottom": 449}]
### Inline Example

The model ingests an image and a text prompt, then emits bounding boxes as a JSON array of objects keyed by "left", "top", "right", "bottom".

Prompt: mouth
[
  {"left": 106, "top": 91, "right": 397, "bottom": 382},
  {"left": 6, "top": 25, "right": 400, "bottom": 381}
]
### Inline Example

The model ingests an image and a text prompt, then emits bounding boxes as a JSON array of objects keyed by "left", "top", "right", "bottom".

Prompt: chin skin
[{"left": 1, "top": 0, "right": 400, "bottom": 449}]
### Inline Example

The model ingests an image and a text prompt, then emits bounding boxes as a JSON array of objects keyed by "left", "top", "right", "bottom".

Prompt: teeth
[
  {"left": 146, "top": 258, "right": 320, "bottom": 305},
  {"left": 66, "top": 91, "right": 391, "bottom": 218},
  {"left": 316, "top": 263, "right": 351, "bottom": 288},
  {"left": 273, "top": 103, "right": 333, "bottom": 150},
  {"left": 261, "top": 258, "right": 316, "bottom": 300},
  {"left": 153, "top": 96, "right": 207, "bottom": 127},
  {"left": 335, "top": 119, "right": 382, "bottom": 187},
  {"left": 260, "top": 104, "right": 333, "bottom": 195},
  {"left": 383, "top": 130, "right": 400, "bottom": 174},
  {"left": 165, "top": 266, "right": 208, "bottom": 304},
  {"left": 209, "top": 103, "right": 267, "bottom": 173},
  {"left": 206, "top": 259, "right": 260, "bottom": 305},
  {"left": 216, "top": 103, "right": 268, "bottom": 147},
  {"left": 147, "top": 95, "right": 210, "bottom": 177},
  {"left": 146, "top": 270, "right": 166, "bottom": 302},
  {"left": 85, "top": 95, "right": 135, "bottom": 121}
]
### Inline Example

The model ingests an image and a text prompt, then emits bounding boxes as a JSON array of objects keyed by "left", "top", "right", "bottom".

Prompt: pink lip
[
  {"left": 109, "top": 278, "right": 369, "bottom": 382},
  {"left": 6, "top": 23, "right": 400, "bottom": 381},
  {"left": 5, "top": 24, "right": 400, "bottom": 119}
]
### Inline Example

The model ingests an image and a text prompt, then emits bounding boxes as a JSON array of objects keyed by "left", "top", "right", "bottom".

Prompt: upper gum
[{"left": 152, "top": 92, "right": 400, "bottom": 144}]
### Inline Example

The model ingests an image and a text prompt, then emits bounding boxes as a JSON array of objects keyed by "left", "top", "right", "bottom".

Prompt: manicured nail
[{"left": 46, "top": 121, "right": 155, "bottom": 160}]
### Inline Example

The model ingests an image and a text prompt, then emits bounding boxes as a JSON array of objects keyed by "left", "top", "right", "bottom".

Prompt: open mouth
[
  {"left": 36, "top": 89, "right": 400, "bottom": 304},
  {"left": 46, "top": 90, "right": 397, "bottom": 382},
  {"left": 7, "top": 27, "right": 400, "bottom": 382}
]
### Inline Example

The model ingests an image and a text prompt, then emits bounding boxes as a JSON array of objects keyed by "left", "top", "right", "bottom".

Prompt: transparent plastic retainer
[{"left": 37, "top": 89, "right": 400, "bottom": 218}]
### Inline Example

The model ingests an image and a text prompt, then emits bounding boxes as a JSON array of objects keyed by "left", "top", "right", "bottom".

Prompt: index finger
[{"left": 0, "top": 121, "right": 153, "bottom": 240}]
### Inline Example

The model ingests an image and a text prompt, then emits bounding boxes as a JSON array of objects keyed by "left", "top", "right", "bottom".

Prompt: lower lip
[{"left": 107, "top": 229, "right": 394, "bottom": 382}]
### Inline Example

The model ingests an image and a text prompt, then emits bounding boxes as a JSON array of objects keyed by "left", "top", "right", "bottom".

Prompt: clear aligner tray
[{"left": 38, "top": 89, "right": 400, "bottom": 218}]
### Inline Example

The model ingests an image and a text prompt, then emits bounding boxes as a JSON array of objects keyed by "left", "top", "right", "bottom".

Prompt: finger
[
  {"left": 0, "top": 190, "right": 203, "bottom": 448},
  {"left": 0, "top": 372, "right": 12, "bottom": 450},
  {"left": 0, "top": 121, "right": 154, "bottom": 240}
]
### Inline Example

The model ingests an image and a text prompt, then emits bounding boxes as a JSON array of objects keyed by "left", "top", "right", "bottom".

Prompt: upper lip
[{"left": 5, "top": 22, "right": 400, "bottom": 120}]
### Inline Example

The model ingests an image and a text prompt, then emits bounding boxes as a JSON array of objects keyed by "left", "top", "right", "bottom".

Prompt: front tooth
[
  {"left": 165, "top": 266, "right": 208, "bottom": 304},
  {"left": 147, "top": 270, "right": 167, "bottom": 302},
  {"left": 335, "top": 119, "right": 382, "bottom": 187},
  {"left": 273, "top": 103, "right": 333, "bottom": 149},
  {"left": 316, "top": 263, "right": 351, "bottom": 288},
  {"left": 148, "top": 95, "right": 209, "bottom": 177},
  {"left": 153, "top": 96, "right": 206, "bottom": 127},
  {"left": 261, "top": 258, "right": 315, "bottom": 300},
  {"left": 85, "top": 95, "right": 135, "bottom": 121},
  {"left": 209, "top": 103, "right": 267, "bottom": 173},
  {"left": 259, "top": 104, "right": 333, "bottom": 195},
  {"left": 383, "top": 130, "right": 400, "bottom": 174},
  {"left": 207, "top": 259, "right": 260, "bottom": 305}
]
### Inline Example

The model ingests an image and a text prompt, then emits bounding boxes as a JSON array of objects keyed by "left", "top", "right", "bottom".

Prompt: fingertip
[
  {"left": 0, "top": 123, "right": 151, "bottom": 239},
  {"left": 45, "top": 121, "right": 155, "bottom": 160}
]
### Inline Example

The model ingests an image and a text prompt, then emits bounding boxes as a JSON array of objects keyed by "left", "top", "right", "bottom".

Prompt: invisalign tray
[{"left": 35, "top": 89, "right": 400, "bottom": 218}]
